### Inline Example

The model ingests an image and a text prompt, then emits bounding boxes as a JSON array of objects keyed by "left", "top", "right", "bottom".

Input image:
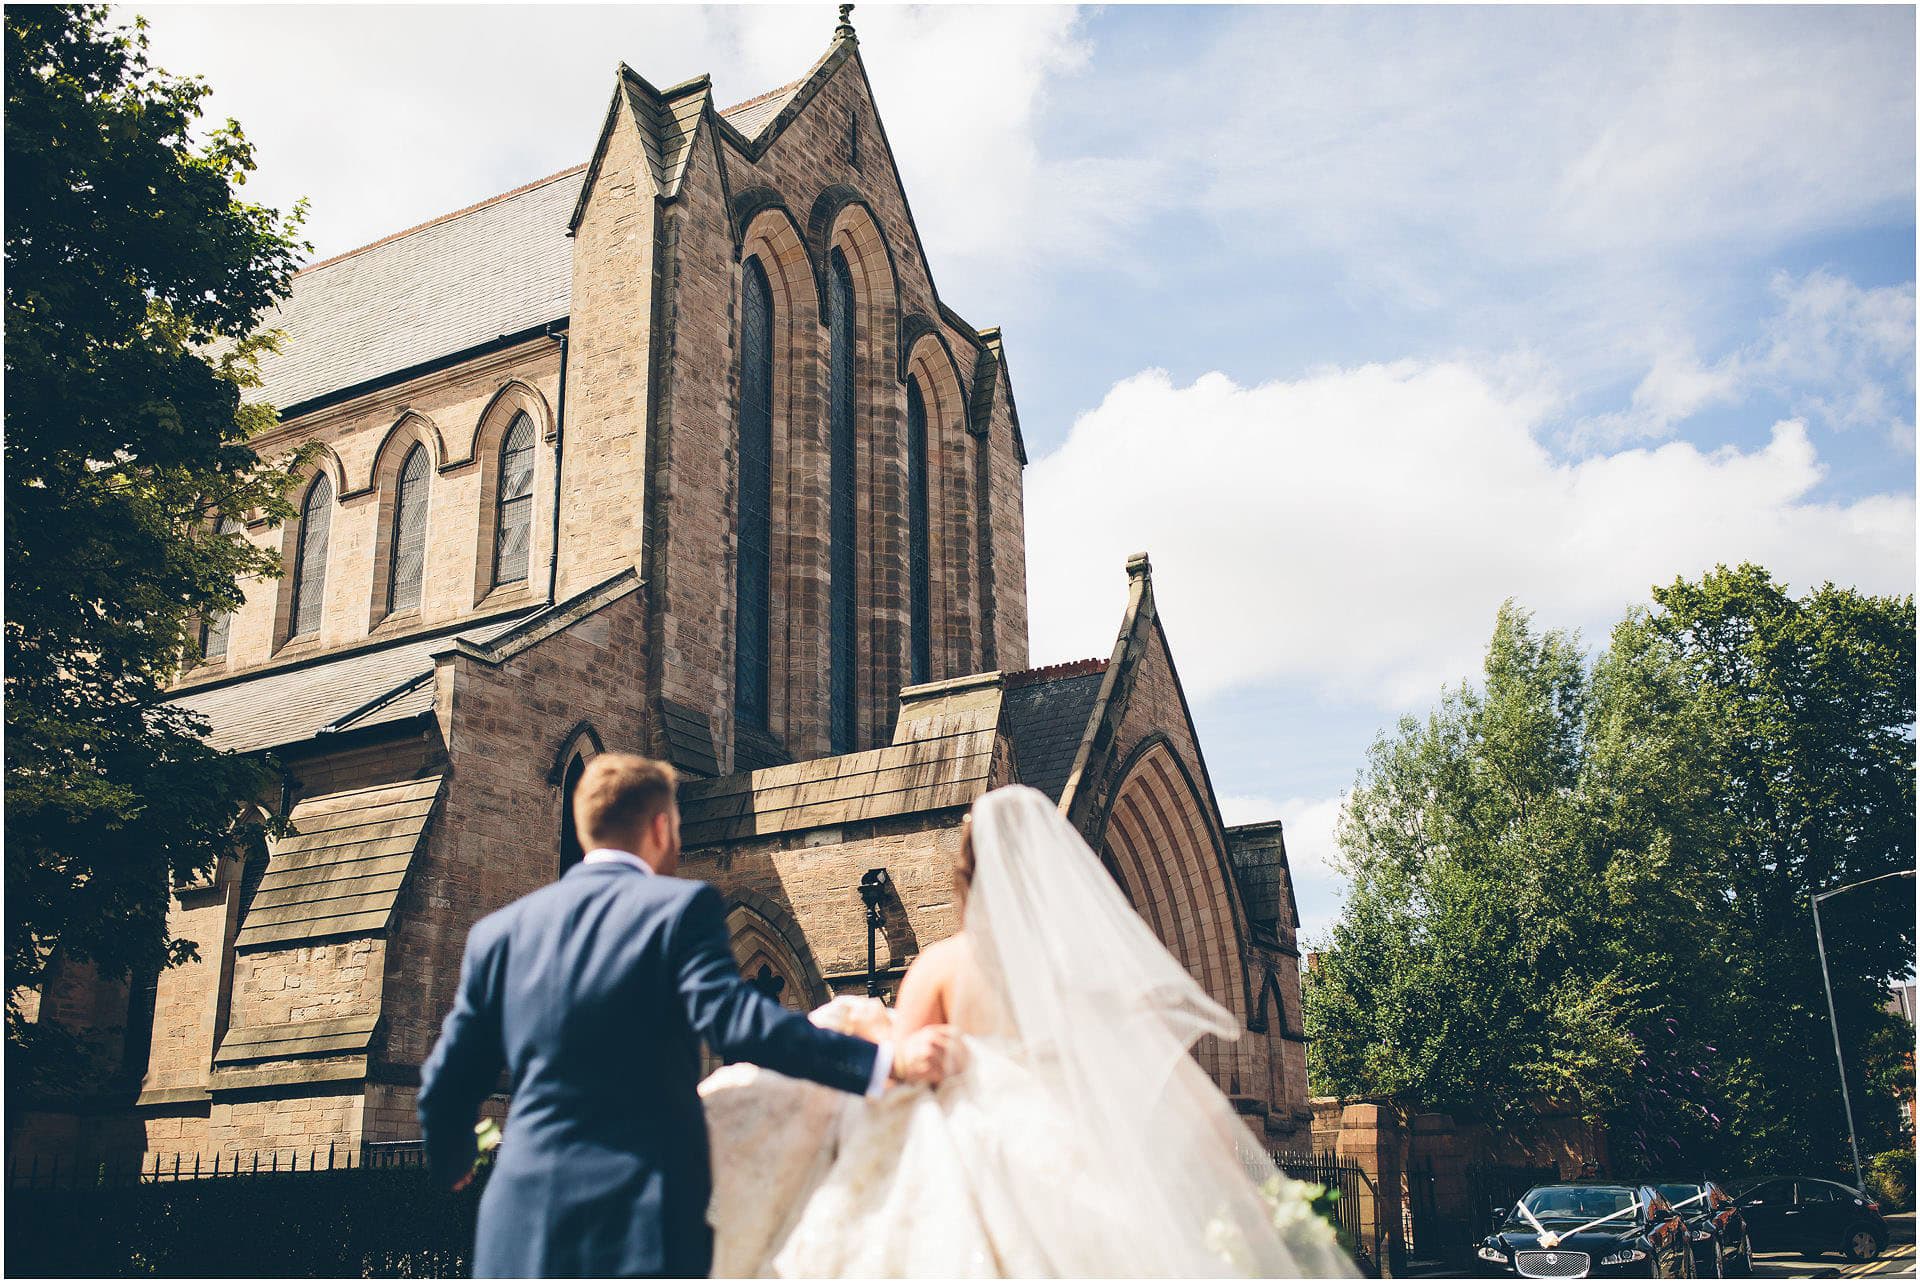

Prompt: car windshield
[
  {"left": 1512, "top": 1186, "right": 1641, "bottom": 1225},
  {"left": 1656, "top": 1183, "right": 1705, "bottom": 1207}
]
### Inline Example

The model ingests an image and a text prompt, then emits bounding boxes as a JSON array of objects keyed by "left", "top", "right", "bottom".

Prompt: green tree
[
  {"left": 1304, "top": 604, "right": 1651, "bottom": 1131},
  {"left": 5, "top": 6, "right": 306, "bottom": 1087},
  {"left": 1598, "top": 565, "right": 1915, "bottom": 1173},
  {"left": 1306, "top": 568, "right": 1915, "bottom": 1177}
]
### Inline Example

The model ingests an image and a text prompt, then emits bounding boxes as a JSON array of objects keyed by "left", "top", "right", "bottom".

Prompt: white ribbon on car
[{"left": 1533, "top": 1201, "right": 1645, "bottom": 1250}]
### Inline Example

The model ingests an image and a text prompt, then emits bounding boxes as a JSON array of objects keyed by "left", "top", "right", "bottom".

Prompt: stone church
[{"left": 14, "top": 16, "right": 1311, "bottom": 1168}]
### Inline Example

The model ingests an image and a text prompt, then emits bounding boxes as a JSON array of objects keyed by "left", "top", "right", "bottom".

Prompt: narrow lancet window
[
  {"left": 906, "top": 377, "right": 932, "bottom": 687},
  {"left": 290, "top": 475, "right": 333, "bottom": 639},
  {"left": 388, "top": 445, "right": 430, "bottom": 614},
  {"left": 827, "top": 248, "right": 858, "bottom": 753},
  {"left": 735, "top": 257, "right": 774, "bottom": 730},
  {"left": 202, "top": 516, "right": 242, "bottom": 659},
  {"left": 559, "top": 754, "right": 587, "bottom": 875},
  {"left": 494, "top": 413, "right": 535, "bottom": 587}
]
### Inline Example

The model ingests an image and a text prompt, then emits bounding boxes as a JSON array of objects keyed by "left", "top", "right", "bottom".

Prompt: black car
[
  {"left": 1651, "top": 1179, "right": 1751, "bottom": 1277},
  {"left": 1735, "top": 1176, "right": 1888, "bottom": 1263},
  {"left": 1477, "top": 1183, "right": 1695, "bottom": 1278}
]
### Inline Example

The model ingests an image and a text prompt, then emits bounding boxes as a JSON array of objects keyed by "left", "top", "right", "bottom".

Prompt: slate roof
[
  {"left": 234, "top": 775, "right": 444, "bottom": 950},
  {"left": 1224, "top": 820, "right": 1299, "bottom": 935},
  {"left": 167, "top": 613, "right": 535, "bottom": 754},
  {"left": 215, "top": 1012, "right": 380, "bottom": 1066},
  {"left": 623, "top": 72, "right": 709, "bottom": 201},
  {"left": 678, "top": 673, "right": 1004, "bottom": 846},
  {"left": 249, "top": 78, "right": 783, "bottom": 416},
  {"left": 718, "top": 81, "right": 801, "bottom": 139},
  {"left": 251, "top": 165, "right": 584, "bottom": 413},
  {"left": 1002, "top": 661, "right": 1108, "bottom": 803},
  {"left": 660, "top": 698, "right": 721, "bottom": 779}
]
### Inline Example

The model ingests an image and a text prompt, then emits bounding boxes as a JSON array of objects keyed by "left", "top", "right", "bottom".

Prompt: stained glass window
[
  {"left": 906, "top": 378, "right": 932, "bottom": 687},
  {"left": 494, "top": 413, "right": 534, "bottom": 587},
  {"left": 827, "top": 248, "right": 858, "bottom": 752},
  {"left": 388, "top": 445, "right": 429, "bottom": 613},
  {"left": 290, "top": 474, "right": 332, "bottom": 638},
  {"left": 735, "top": 257, "right": 774, "bottom": 730}
]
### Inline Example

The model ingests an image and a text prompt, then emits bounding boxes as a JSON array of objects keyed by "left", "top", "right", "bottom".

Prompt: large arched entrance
[{"left": 1098, "top": 739, "right": 1252, "bottom": 1096}]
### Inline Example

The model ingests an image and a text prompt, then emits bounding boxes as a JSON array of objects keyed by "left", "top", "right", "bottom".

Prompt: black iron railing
[
  {"left": 1272, "top": 1150, "right": 1384, "bottom": 1276},
  {"left": 4, "top": 1141, "right": 476, "bottom": 1277}
]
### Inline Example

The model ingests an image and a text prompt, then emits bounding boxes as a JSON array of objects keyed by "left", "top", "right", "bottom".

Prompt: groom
[{"left": 419, "top": 753, "right": 957, "bottom": 1278}]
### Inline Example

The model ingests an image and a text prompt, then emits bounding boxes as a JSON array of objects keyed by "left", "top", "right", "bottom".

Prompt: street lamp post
[
  {"left": 1811, "top": 868, "right": 1916, "bottom": 1193},
  {"left": 858, "top": 868, "right": 891, "bottom": 998}
]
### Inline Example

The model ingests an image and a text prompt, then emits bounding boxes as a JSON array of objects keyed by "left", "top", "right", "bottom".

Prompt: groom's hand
[{"left": 889, "top": 1024, "right": 962, "bottom": 1086}]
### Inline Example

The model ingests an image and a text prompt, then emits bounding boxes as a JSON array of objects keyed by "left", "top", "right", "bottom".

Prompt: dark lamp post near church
[{"left": 859, "top": 868, "right": 891, "bottom": 997}]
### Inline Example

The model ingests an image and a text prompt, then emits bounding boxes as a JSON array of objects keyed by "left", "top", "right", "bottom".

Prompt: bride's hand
[
  {"left": 808, "top": 995, "right": 895, "bottom": 1043},
  {"left": 890, "top": 1023, "right": 964, "bottom": 1086}
]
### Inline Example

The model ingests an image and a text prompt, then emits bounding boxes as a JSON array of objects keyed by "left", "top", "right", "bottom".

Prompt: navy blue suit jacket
[{"left": 417, "top": 861, "right": 880, "bottom": 1278}]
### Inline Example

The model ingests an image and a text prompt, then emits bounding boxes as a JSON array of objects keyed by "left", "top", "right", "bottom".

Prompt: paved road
[
  {"left": 1751, "top": 1239, "right": 1916, "bottom": 1279},
  {"left": 1748, "top": 1213, "right": 1915, "bottom": 1281}
]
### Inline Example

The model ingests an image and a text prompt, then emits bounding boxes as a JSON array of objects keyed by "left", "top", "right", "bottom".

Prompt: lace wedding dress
[{"left": 699, "top": 787, "right": 1354, "bottom": 1279}]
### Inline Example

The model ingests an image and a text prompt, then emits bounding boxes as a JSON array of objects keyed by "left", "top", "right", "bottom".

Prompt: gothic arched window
[
  {"left": 558, "top": 753, "right": 587, "bottom": 875},
  {"left": 826, "top": 248, "right": 858, "bottom": 753},
  {"left": 905, "top": 377, "right": 932, "bottom": 687},
  {"left": 493, "top": 413, "right": 535, "bottom": 587},
  {"left": 289, "top": 474, "right": 333, "bottom": 639},
  {"left": 735, "top": 257, "right": 774, "bottom": 731},
  {"left": 388, "top": 445, "right": 430, "bottom": 614},
  {"left": 201, "top": 516, "right": 243, "bottom": 659}
]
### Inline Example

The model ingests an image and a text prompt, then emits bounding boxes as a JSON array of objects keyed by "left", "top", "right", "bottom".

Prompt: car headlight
[
  {"left": 1600, "top": 1248, "right": 1648, "bottom": 1265},
  {"left": 1477, "top": 1245, "right": 1508, "bottom": 1263},
  {"left": 1689, "top": 1230, "right": 1713, "bottom": 1242}
]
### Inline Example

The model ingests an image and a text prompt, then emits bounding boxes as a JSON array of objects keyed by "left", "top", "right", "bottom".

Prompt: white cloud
[
  {"left": 1575, "top": 271, "right": 1918, "bottom": 448},
  {"left": 1025, "top": 361, "right": 1915, "bottom": 707},
  {"left": 1089, "top": 7, "right": 1917, "bottom": 402},
  {"left": 1175, "top": 8, "right": 1912, "bottom": 273},
  {"left": 1220, "top": 792, "right": 1349, "bottom": 945},
  {"left": 1758, "top": 271, "right": 1918, "bottom": 447}
]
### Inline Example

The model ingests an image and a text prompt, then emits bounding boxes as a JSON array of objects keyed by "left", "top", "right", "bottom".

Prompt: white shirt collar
[{"left": 583, "top": 848, "right": 653, "bottom": 875}]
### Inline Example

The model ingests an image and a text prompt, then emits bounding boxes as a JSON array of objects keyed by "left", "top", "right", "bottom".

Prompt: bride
[{"left": 699, "top": 785, "right": 1353, "bottom": 1279}]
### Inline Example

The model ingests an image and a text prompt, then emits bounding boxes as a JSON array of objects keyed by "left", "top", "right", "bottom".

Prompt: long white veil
[{"left": 963, "top": 785, "right": 1353, "bottom": 1278}]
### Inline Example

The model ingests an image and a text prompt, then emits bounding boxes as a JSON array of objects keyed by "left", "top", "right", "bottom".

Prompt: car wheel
[
  {"left": 1729, "top": 1235, "right": 1753, "bottom": 1278},
  {"left": 1843, "top": 1226, "right": 1881, "bottom": 1263}
]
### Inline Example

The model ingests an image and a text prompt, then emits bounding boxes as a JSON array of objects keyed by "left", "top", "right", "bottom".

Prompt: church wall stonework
[
  {"left": 183, "top": 339, "right": 562, "bottom": 685},
  {"left": 652, "top": 124, "right": 754, "bottom": 770},
  {"left": 679, "top": 812, "right": 970, "bottom": 1001},
  {"left": 695, "top": 51, "right": 1010, "bottom": 758},
  {"left": 377, "top": 584, "right": 654, "bottom": 1072},
  {"left": 983, "top": 363, "right": 1028, "bottom": 672},
  {"left": 141, "top": 870, "right": 240, "bottom": 1102},
  {"left": 559, "top": 109, "right": 657, "bottom": 602}
]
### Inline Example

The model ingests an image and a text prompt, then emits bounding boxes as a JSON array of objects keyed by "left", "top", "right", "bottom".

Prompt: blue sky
[{"left": 136, "top": 4, "right": 1917, "bottom": 940}]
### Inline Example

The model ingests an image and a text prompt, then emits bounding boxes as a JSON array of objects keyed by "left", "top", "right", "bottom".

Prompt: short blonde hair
[{"left": 572, "top": 753, "right": 678, "bottom": 847}]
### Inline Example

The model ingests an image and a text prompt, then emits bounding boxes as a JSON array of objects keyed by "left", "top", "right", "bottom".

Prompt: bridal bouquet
[{"left": 1204, "top": 1174, "right": 1343, "bottom": 1273}]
